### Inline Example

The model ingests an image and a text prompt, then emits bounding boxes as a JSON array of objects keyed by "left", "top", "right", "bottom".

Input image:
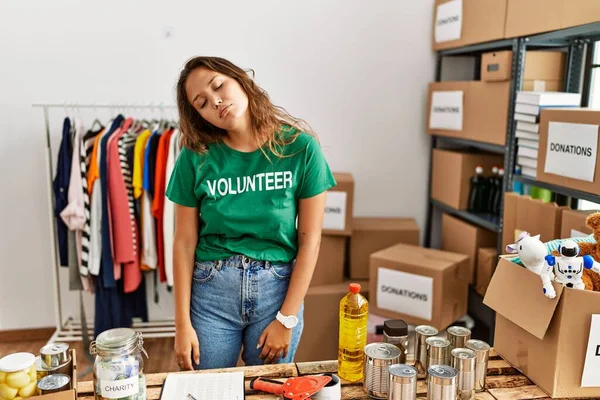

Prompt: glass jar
[
  {"left": 90, "top": 328, "right": 148, "bottom": 400},
  {"left": 0, "top": 352, "right": 38, "bottom": 399}
]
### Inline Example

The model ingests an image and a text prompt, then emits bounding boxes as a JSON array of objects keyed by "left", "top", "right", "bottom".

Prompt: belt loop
[
  {"left": 216, "top": 260, "right": 222, "bottom": 270},
  {"left": 265, "top": 260, "right": 271, "bottom": 269}
]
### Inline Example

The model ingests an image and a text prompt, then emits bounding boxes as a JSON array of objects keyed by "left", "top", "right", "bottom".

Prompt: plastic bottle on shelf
[
  {"left": 486, "top": 166, "right": 499, "bottom": 214},
  {"left": 493, "top": 168, "right": 505, "bottom": 215},
  {"left": 468, "top": 166, "right": 484, "bottom": 213},
  {"left": 338, "top": 283, "right": 369, "bottom": 383}
]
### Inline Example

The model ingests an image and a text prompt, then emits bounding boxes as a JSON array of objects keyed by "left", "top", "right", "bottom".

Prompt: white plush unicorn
[{"left": 506, "top": 231, "right": 552, "bottom": 277}]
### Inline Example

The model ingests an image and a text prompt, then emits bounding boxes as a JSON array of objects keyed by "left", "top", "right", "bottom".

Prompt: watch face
[{"left": 285, "top": 316, "right": 298, "bottom": 328}]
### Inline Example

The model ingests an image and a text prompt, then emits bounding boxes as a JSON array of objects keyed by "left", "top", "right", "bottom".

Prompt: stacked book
[{"left": 514, "top": 91, "right": 582, "bottom": 178}]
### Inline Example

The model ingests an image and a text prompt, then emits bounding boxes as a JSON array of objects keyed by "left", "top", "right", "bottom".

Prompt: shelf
[
  {"left": 513, "top": 176, "right": 600, "bottom": 204},
  {"left": 434, "top": 136, "right": 506, "bottom": 155},
  {"left": 438, "top": 38, "right": 516, "bottom": 56},
  {"left": 527, "top": 21, "right": 600, "bottom": 46},
  {"left": 431, "top": 200, "right": 500, "bottom": 232}
]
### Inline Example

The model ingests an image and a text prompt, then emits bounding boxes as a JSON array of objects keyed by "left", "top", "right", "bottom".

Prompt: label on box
[
  {"left": 533, "top": 80, "right": 546, "bottom": 92},
  {"left": 376, "top": 267, "right": 433, "bottom": 321},
  {"left": 101, "top": 376, "right": 139, "bottom": 398},
  {"left": 323, "top": 191, "right": 346, "bottom": 231},
  {"left": 581, "top": 314, "right": 600, "bottom": 387},
  {"left": 544, "top": 121, "right": 599, "bottom": 182},
  {"left": 435, "top": 0, "right": 462, "bottom": 43},
  {"left": 571, "top": 229, "right": 589, "bottom": 238},
  {"left": 429, "top": 91, "right": 463, "bottom": 131}
]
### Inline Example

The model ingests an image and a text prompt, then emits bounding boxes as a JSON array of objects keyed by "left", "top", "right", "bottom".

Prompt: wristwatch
[{"left": 276, "top": 311, "right": 299, "bottom": 329}]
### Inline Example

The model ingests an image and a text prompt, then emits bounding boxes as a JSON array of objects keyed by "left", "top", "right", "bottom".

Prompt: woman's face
[{"left": 185, "top": 67, "right": 249, "bottom": 131}]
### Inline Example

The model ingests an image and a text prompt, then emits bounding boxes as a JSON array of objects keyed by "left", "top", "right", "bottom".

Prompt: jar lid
[
  {"left": 96, "top": 328, "right": 137, "bottom": 350},
  {"left": 384, "top": 320, "right": 408, "bottom": 337},
  {"left": 0, "top": 352, "right": 35, "bottom": 372}
]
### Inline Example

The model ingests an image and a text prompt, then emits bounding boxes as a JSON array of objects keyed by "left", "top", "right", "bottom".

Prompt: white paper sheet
[
  {"left": 435, "top": 0, "right": 462, "bottom": 43},
  {"left": 544, "top": 121, "right": 599, "bottom": 182},
  {"left": 161, "top": 371, "right": 245, "bottom": 400},
  {"left": 582, "top": 315, "right": 600, "bottom": 387}
]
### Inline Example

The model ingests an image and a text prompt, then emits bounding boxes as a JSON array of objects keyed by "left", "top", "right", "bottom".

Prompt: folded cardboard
[
  {"left": 537, "top": 109, "right": 600, "bottom": 195},
  {"left": 441, "top": 213, "right": 497, "bottom": 284},
  {"left": 349, "top": 217, "right": 420, "bottom": 279},
  {"left": 369, "top": 243, "right": 469, "bottom": 330},
  {"left": 295, "top": 280, "right": 369, "bottom": 362},
  {"left": 476, "top": 247, "right": 498, "bottom": 296},
  {"left": 322, "top": 172, "right": 354, "bottom": 236},
  {"left": 481, "top": 50, "right": 565, "bottom": 83},
  {"left": 502, "top": 192, "right": 568, "bottom": 250},
  {"left": 433, "top": 0, "right": 508, "bottom": 51},
  {"left": 504, "top": 0, "right": 563, "bottom": 38},
  {"left": 427, "top": 81, "right": 511, "bottom": 146},
  {"left": 31, "top": 349, "right": 77, "bottom": 399},
  {"left": 560, "top": 209, "right": 596, "bottom": 239},
  {"left": 312, "top": 235, "right": 346, "bottom": 286},
  {"left": 484, "top": 257, "right": 600, "bottom": 398},
  {"left": 431, "top": 149, "right": 504, "bottom": 210}
]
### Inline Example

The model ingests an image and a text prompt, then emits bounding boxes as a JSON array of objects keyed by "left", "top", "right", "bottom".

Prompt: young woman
[{"left": 166, "top": 56, "right": 336, "bottom": 370}]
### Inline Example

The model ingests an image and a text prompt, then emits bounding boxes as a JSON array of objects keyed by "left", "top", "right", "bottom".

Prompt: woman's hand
[
  {"left": 257, "top": 320, "right": 292, "bottom": 364},
  {"left": 175, "top": 322, "right": 200, "bottom": 371}
]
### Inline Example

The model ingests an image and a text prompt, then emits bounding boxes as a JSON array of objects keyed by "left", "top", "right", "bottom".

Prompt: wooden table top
[{"left": 76, "top": 349, "right": 558, "bottom": 399}]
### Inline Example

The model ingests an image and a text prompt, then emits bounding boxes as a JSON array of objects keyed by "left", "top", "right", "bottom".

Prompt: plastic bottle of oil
[{"left": 338, "top": 283, "right": 369, "bottom": 382}]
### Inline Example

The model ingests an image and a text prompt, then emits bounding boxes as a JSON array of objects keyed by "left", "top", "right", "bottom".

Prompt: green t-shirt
[{"left": 165, "top": 128, "right": 336, "bottom": 263}]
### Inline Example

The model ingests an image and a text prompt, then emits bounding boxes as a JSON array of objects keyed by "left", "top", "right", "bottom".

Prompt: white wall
[{"left": 0, "top": 0, "right": 435, "bottom": 330}]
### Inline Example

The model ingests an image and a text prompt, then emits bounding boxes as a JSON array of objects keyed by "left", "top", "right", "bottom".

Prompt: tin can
[
  {"left": 363, "top": 343, "right": 401, "bottom": 399},
  {"left": 383, "top": 320, "right": 409, "bottom": 364},
  {"left": 414, "top": 325, "right": 439, "bottom": 379},
  {"left": 35, "top": 355, "right": 71, "bottom": 382},
  {"left": 427, "top": 365, "right": 457, "bottom": 400},
  {"left": 37, "top": 374, "right": 71, "bottom": 395},
  {"left": 465, "top": 339, "right": 490, "bottom": 392},
  {"left": 451, "top": 348, "right": 476, "bottom": 400},
  {"left": 446, "top": 326, "right": 471, "bottom": 351},
  {"left": 426, "top": 337, "right": 450, "bottom": 375},
  {"left": 40, "top": 343, "right": 70, "bottom": 369},
  {"left": 388, "top": 364, "right": 417, "bottom": 400}
]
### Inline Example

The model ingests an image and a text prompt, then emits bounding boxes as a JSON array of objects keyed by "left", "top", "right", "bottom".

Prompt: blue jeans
[{"left": 190, "top": 255, "right": 304, "bottom": 369}]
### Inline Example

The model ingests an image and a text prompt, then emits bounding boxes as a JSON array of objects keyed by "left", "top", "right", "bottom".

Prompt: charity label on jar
[
  {"left": 96, "top": 357, "right": 141, "bottom": 399},
  {"left": 100, "top": 376, "right": 139, "bottom": 398}
]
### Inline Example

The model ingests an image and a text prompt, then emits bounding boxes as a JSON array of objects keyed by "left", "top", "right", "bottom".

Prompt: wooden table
[{"left": 76, "top": 349, "right": 561, "bottom": 399}]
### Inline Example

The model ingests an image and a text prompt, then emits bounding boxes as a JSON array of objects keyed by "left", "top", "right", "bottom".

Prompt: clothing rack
[{"left": 33, "top": 102, "right": 179, "bottom": 344}]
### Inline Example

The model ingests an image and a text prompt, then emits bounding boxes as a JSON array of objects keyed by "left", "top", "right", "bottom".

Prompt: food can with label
[
  {"left": 414, "top": 325, "right": 439, "bottom": 379},
  {"left": 362, "top": 343, "right": 401, "bottom": 399},
  {"left": 388, "top": 364, "right": 417, "bottom": 400},
  {"left": 465, "top": 339, "right": 490, "bottom": 392},
  {"left": 446, "top": 326, "right": 471, "bottom": 351},
  {"left": 451, "top": 348, "right": 476, "bottom": 400},
  {"left": 427, "top": 365, "right": 457, "bottom": 400},
  {"left": 37, "top": 374, "right": 71, "bottom": 395}
]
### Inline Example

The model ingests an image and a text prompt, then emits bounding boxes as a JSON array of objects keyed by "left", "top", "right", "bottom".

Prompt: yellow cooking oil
[{"left": 337, "top": 282, "right": 369, "bottom": 382}]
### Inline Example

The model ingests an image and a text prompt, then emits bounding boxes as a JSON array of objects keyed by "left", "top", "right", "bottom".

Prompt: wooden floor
[{"left": 0, "top": 336, "right": 179, "bottom": 382}]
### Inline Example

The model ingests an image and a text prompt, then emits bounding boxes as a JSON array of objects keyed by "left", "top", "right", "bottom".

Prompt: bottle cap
[
  {"left": 349, "top": 283, "right": 361, "bottom": 294},
  {"left": 384, "top": 320, "right": 408, "bottom": 337},
  {"left": 498, "top": 168, "right": 505, "bottom": 176},
  {"left": 475, "top": 165, "right": 483, "bottom": 174},
  {"left": 492, "top": 165, "right": 499, "bottom": 174}
]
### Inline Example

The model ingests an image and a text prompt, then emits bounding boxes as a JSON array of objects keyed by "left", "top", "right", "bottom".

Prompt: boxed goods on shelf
[
  {"left": 432, "top": 0, "right": 508, "bottom": 51},
  {"left": 536, "top": 108, "right": 600, "bottom": 196},
  {"left": 427, "top": 81, "right": 511, "bottom": 146},
  {"left": 431, "top": 149, "right": 503, "bottom": 210}
]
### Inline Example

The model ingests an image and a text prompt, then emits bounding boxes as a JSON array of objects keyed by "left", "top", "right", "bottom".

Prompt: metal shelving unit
[{"left": 425, "top": 21, "right": 600, "bottom": 345}]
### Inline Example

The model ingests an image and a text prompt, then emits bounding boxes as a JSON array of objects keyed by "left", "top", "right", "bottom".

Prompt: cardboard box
[
  {"left": 431, "top": 149, "right": 504, "bottom": 210},
  {"left": 427, "top": 81, "right": 511, "bottom": 146},
  {"left": 433, "top": 0, "right": 508, "bottom": 51},
  {"left": 502, "top": 192, "right": 568, "bottom": 250},
  {"left": 312, "top": 235, "right": 346, "bottom": 286},
  {"left": 323, "top": 172, "right": 354, "bottom": 236},
  {"left": 476, "top": 247, "right": 498, "bottom": 296},
  {"left": 369, "top": 243, "right": 469, "bottom": 330},
  {"left": 504, "top": 0, "right": 563, "bottom": 38},
  {"left": 481, "top": 50, "right": 565, "bottom": 83},
  {"left": 349, "top": 217, "right": 420, "bottom": 279},
  {"left": 484, "top": 257, "right": 600, "bottom": 398},
  {"left": 562, "top": 0, "right": 600, "bottom": 29},
  {"left": 536, "top": 109, "right": 600, "bottom": 195},
  {"left": 560, "top": 209, "right": 596, "bottom": 239},
  {"left": 31, "top": 349, "right": 77, "bottom": 399},
  {"left": 295, "top": 280, "right": 369, "bottom": 362},
  {"left": 522, "top": 80, "right": 564, "bottom": 92},
  {"left": 441, "top": 214, "right": 498, "bottom": 284}
]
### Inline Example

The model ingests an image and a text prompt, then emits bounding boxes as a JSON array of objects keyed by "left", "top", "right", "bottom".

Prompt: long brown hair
[{"left": 176, "top": 56, "right": 316, "bottom": 157}]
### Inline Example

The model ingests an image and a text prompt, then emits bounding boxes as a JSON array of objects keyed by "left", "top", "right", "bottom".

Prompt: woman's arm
[
  {"left": 173, "top": 204, "right": 200, "bottom": 370},
  {"left": 258, "top": 192, "right": 327, "bottom": 362}
]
